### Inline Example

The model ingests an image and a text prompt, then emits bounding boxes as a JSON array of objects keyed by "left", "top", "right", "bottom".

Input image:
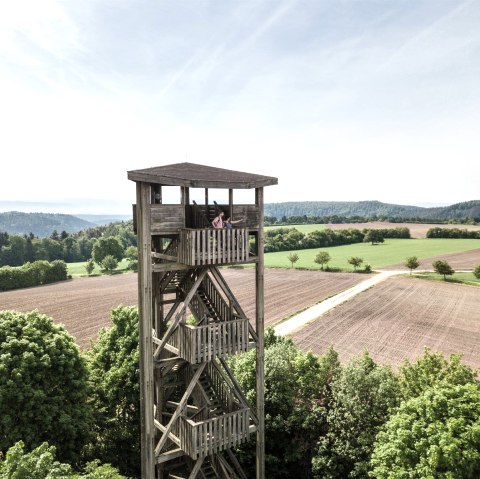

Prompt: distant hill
[
  {"left": 0, "top": 212, "right": 96, "bottom": 237},
  {"left": 75, "top": 214, "right": 132, "bottom": 225},
  {"left": 264, "top": 200, "right": 480, "bottom": 221}
]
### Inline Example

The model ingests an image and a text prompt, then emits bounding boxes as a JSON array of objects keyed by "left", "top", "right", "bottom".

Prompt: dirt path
[{"left": 274, "top": 271, "right": 398, "bottom": 336}]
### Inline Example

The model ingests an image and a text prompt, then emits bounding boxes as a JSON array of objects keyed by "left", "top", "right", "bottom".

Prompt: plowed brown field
[
  {"left": 293, "top": 276, "right": 480, "bottom": 369},
  {"left": 0, "top": 269, "right": 367, "bottom": 349}
]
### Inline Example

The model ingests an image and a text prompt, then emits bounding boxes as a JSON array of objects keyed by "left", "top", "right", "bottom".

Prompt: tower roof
[{"left": 127, "top": 162, "right": 278, "bottom": 189}]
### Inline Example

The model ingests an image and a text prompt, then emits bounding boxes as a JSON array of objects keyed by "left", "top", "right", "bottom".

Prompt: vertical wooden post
[
  {"left": 137, "top": 182, "right": 155, "bottom": 479},
  {"left": 205, "top": 188, "right": 209, "bottom": 206},
  {"left": 255, "top": 187, "right": 265, "bottom": 479},
  {"left": 229, "top": 189, "right": 233, "bottom": 219}
]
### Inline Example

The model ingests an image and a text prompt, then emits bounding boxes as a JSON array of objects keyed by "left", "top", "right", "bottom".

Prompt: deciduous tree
[
  {"left": 0, "top": 311, "right": 91, "bottom": 464},
  {"left": 314, "top": 251, "right": 331, "bottom": 270},
  {"left": 432, "top": 259, "right": 454, "bottom": 280},
  {"left": 347, "top": 256, "right": 363, "bottom": 271},
  {"left": 287, "top": 252, "right": 299, "bottom": 268},
  {"left": 92, "top": 237, "right": 123, "bottom": 266},
  {"left": 370, "top": 383, "right": 480, "bottom": 478},
  {"left": 474, "top": 264, "right": 480, "bottom": 279},
  {"left": 363, "top": 230, "right": 384, "bottom": 245},
  {"left": 404, "top": 256, "right": 419, "bottom": 275},
  {"left": 100, "top": 255, "right": 118, "bottom": 274}
]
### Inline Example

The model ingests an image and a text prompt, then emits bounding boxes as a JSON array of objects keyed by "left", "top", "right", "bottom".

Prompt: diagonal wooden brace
[
  {"left": 154, "top": 268, "right": 208, "bottom": 360},
  {"left": 154, "top": 362, "right": 206, "bottom": 456}
]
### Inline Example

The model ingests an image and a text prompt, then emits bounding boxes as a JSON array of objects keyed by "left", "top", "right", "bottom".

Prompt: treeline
[
  {"left": 0, "top": 260, "right": 68, "bottom": 291},
  {"left": 0, "top": 221, "right": 136, "bottom": 267},
  {"left": 265, "top": 227, "right": 411, "bottom": 253},
  {"left": 265, "top": 214, "right": 478, "bottom": 226},
  {"left": 427, "top": 227, "right": 480, "bottom": 239},
  {"left": 3, "top": 308, "right": 478, "bottom": 479}
]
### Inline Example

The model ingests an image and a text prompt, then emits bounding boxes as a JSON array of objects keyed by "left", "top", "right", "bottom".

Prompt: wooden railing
[
  {"left": 178, "top": 228, "right": 249, "bottom": 265},
  {"left": 178, "top": 408, "right": 250, "bottom": 458},
  {"left": 201, "top": 273, "right": 231, "bottom": 322},
  {"left": 169, "top": 319, "right": 249, "bottom": 363}
]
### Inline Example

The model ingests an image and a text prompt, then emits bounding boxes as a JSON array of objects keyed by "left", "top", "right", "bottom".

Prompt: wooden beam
[
  {"left": 156, "top": 448, "right": 185, "bottom": 464},
  {"left": 137, "top": 181, "right": 156, "bottom": 479},
  {"left": 152, "top": 252, "right": 178, "bottom": 261},
  {"left": 204, "top": 188, "right": 208, "bottom": 206},
  {"left": 154, "top": 363, "right": 206, "bottom": 455},
  {"left": 255, "top": 186, "right": 265, "bottom": 479},
  {"left": 229, "top": 188, "right": 233, "bottom": 218},
  {"left": 188, "top": 456, "right": 205, "bottom": 479},
  {"left": 153, "top": 269, "right": 207, "bottom": 360},
  {"left": 153, "top": 263, "right": 191, "bottom": 273}
]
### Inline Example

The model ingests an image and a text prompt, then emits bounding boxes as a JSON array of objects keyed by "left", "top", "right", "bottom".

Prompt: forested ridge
[{"left": 265, "top": 199, "right": 480, "bottom": 222}]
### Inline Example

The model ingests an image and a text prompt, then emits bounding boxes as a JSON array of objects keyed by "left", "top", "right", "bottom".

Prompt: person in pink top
[{"left": 211, "top": 211, "right": 225, "bottom": 228}]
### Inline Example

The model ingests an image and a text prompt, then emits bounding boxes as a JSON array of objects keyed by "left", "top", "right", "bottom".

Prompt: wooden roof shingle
[{"left": 127, "top": 162, "right": 278, "bottom": 189}]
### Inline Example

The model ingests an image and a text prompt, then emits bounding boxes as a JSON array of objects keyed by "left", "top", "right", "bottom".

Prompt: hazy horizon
[{"left": 0, "top": 198, "right": 466, "bottom": 216}]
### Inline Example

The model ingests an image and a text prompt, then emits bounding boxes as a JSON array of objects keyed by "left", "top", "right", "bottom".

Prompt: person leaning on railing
[{"left": 224, "top": 217, "right": 244, "bottom": 229}]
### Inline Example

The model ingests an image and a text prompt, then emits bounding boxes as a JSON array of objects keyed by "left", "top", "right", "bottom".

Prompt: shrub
[
  {"left": 0, "top": 260, "right": 68, "bottom": 291},
  {"left": 474, "top": 264, "right": 480, "bottom": 279}
]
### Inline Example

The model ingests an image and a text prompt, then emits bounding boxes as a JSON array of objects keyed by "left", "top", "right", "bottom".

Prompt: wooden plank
[
  {"left": 255, "top": 187, "right": 265, "bottom": 479},
  {"left": 188, "top": 456, "right": 204, "bottom": 478},
  {"left": 137, "top": 182, "right": 155, "bottom": 479}
]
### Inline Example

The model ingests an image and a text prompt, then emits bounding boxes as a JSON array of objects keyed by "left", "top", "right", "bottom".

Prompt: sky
[{"left": 1, "top": 0, "right": 479, "bottom": 214}]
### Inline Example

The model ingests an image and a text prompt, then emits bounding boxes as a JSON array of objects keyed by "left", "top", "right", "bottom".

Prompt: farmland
[
  {"left": 292, "top": 275, "right": 480, "bottom": 369},
  {"left": 0, "top": 269, "right": 368, "bottom": 349},
  {"left": 67, "top": 258, "right": 130, "bottom": 277},
  {"left": 264, "top": 238, "right": 480, "bottom": 270},
  {"left": 266, "top": 221, "right": 480, "bottom": 238}
]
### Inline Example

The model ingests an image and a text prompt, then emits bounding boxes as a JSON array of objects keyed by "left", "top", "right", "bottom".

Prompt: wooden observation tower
[{"left": 128, "top": 163, "right": 278, "bottom": 479}]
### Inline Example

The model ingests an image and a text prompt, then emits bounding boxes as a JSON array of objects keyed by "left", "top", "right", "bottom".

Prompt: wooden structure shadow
[{"left": 128, "top": 163, "right": 277, "bottom": 479}]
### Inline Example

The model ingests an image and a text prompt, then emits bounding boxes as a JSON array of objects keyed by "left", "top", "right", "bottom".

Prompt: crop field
[
  {"left": 264, "top": 238, "right": 480, "bottom": 270},
  {"left": 293, "top": 276, "right": 480, "bottom": 369},
  {"left": 0, "top": 269, "right": 368, "bottom": 349},
  {"left": 266, "top": 222, "right": 480, "bottom": 238}
]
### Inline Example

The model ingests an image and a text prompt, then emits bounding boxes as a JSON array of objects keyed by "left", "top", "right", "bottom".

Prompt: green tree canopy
[
  {"left": 474, "top": 264, "right": 480, "bottom": 279},
  {"left": 0, "top": 441, "right": 127, "bottom": 479},
  {"left": 92, "top": 237, "right": 123, "bottom": 265},
  {"left": 398, "top": 348, "right": 477, "bottom": 400},
  {"left": 347, "top": 256, "right": 363, "bottom": 271},
  {"left": 363, "top": 230, "right": 384, "bottom": 245},
  {"left": 404, "top": 256, "right": 420, "bottom": 274},
  {"left": 314, "top": 251, "right": 331, "bottom": 270},
  {"left": 432, "top": 259, "right": 455, "bottom": 280},
  {"left": 85, "top": 307, "right": 140, "bottom": 478},
  {"left": 370, "top": 383, "right": 480, "bottom": 478},
  {"left": 313, "top": 352, "right": 400, "bottom": 479},
  {"left": 287, "top": 252, "right": 300, "bottom": 268},
  {"left": 0, "top": 311, "right": 91, "bottom": 464}
]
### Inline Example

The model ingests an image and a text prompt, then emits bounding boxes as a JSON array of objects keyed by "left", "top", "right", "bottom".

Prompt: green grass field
[
  {"left": 67, "top": 259, "right": 130, "bottom": 277},
  {"left": 411, "top": 271, "right": 480, "bottom": 287},
  {"left": 264, "top": 238, "right": 480, "bottom": 270}
]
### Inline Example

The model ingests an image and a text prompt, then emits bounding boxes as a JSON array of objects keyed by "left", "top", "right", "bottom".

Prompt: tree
[
  {"left": 347, "top": 256, "right": 363, "bottom": 271},
  {"left": 0, "top": 311, "right": 91, "bottom": 464},
  {"left": 474, "top": 264, "right": 480, "bottom": 279},
  {"left": 229, "top": 334, "right": 339, "bottom": 478},
  {"left": 432, "top": 259, "right": 454, "bottom": 280},
  {"left": 100, "top": 255, "right": 118, "bottom": 274},
  {"left": 312, "top": 352, "right": 400, "bottom": 479},
  {"left": 85, "top": 258, "right": 96, "bottom": 276},
  {"left": 92, "top": 237, "right": 123, "bottom": 266},
  {"left": 363, "top": 230, "right": 384, "bottom": 245},
  {"left": 124, "top": 246, "right": 138, "bottom": 272},
  {"left": 86, "top": 307, "right": 140, "bottom": 478},
  {"left": 404, "top": 256, "right": 419, "bottom": 275},
  {"left": 50, "top": 230, "right": 59, "bottom": 241},
  {"left": 287, "top": 252, "right": 299, "bottom": 268},
  {"left": 0, "top": 441, "right": 127, "bottom": 479},
  {"left": 370, "top": 383, "right": 480, "bottom": 478},
  {"left": 60, "top": 230, "right": 69, "bottom": 240},
  {"left": 314, "top": 251, "right": 331, "bottom": 270},
  {"left": 398, "top": 348, "right": 477, "bottom": 400}
]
